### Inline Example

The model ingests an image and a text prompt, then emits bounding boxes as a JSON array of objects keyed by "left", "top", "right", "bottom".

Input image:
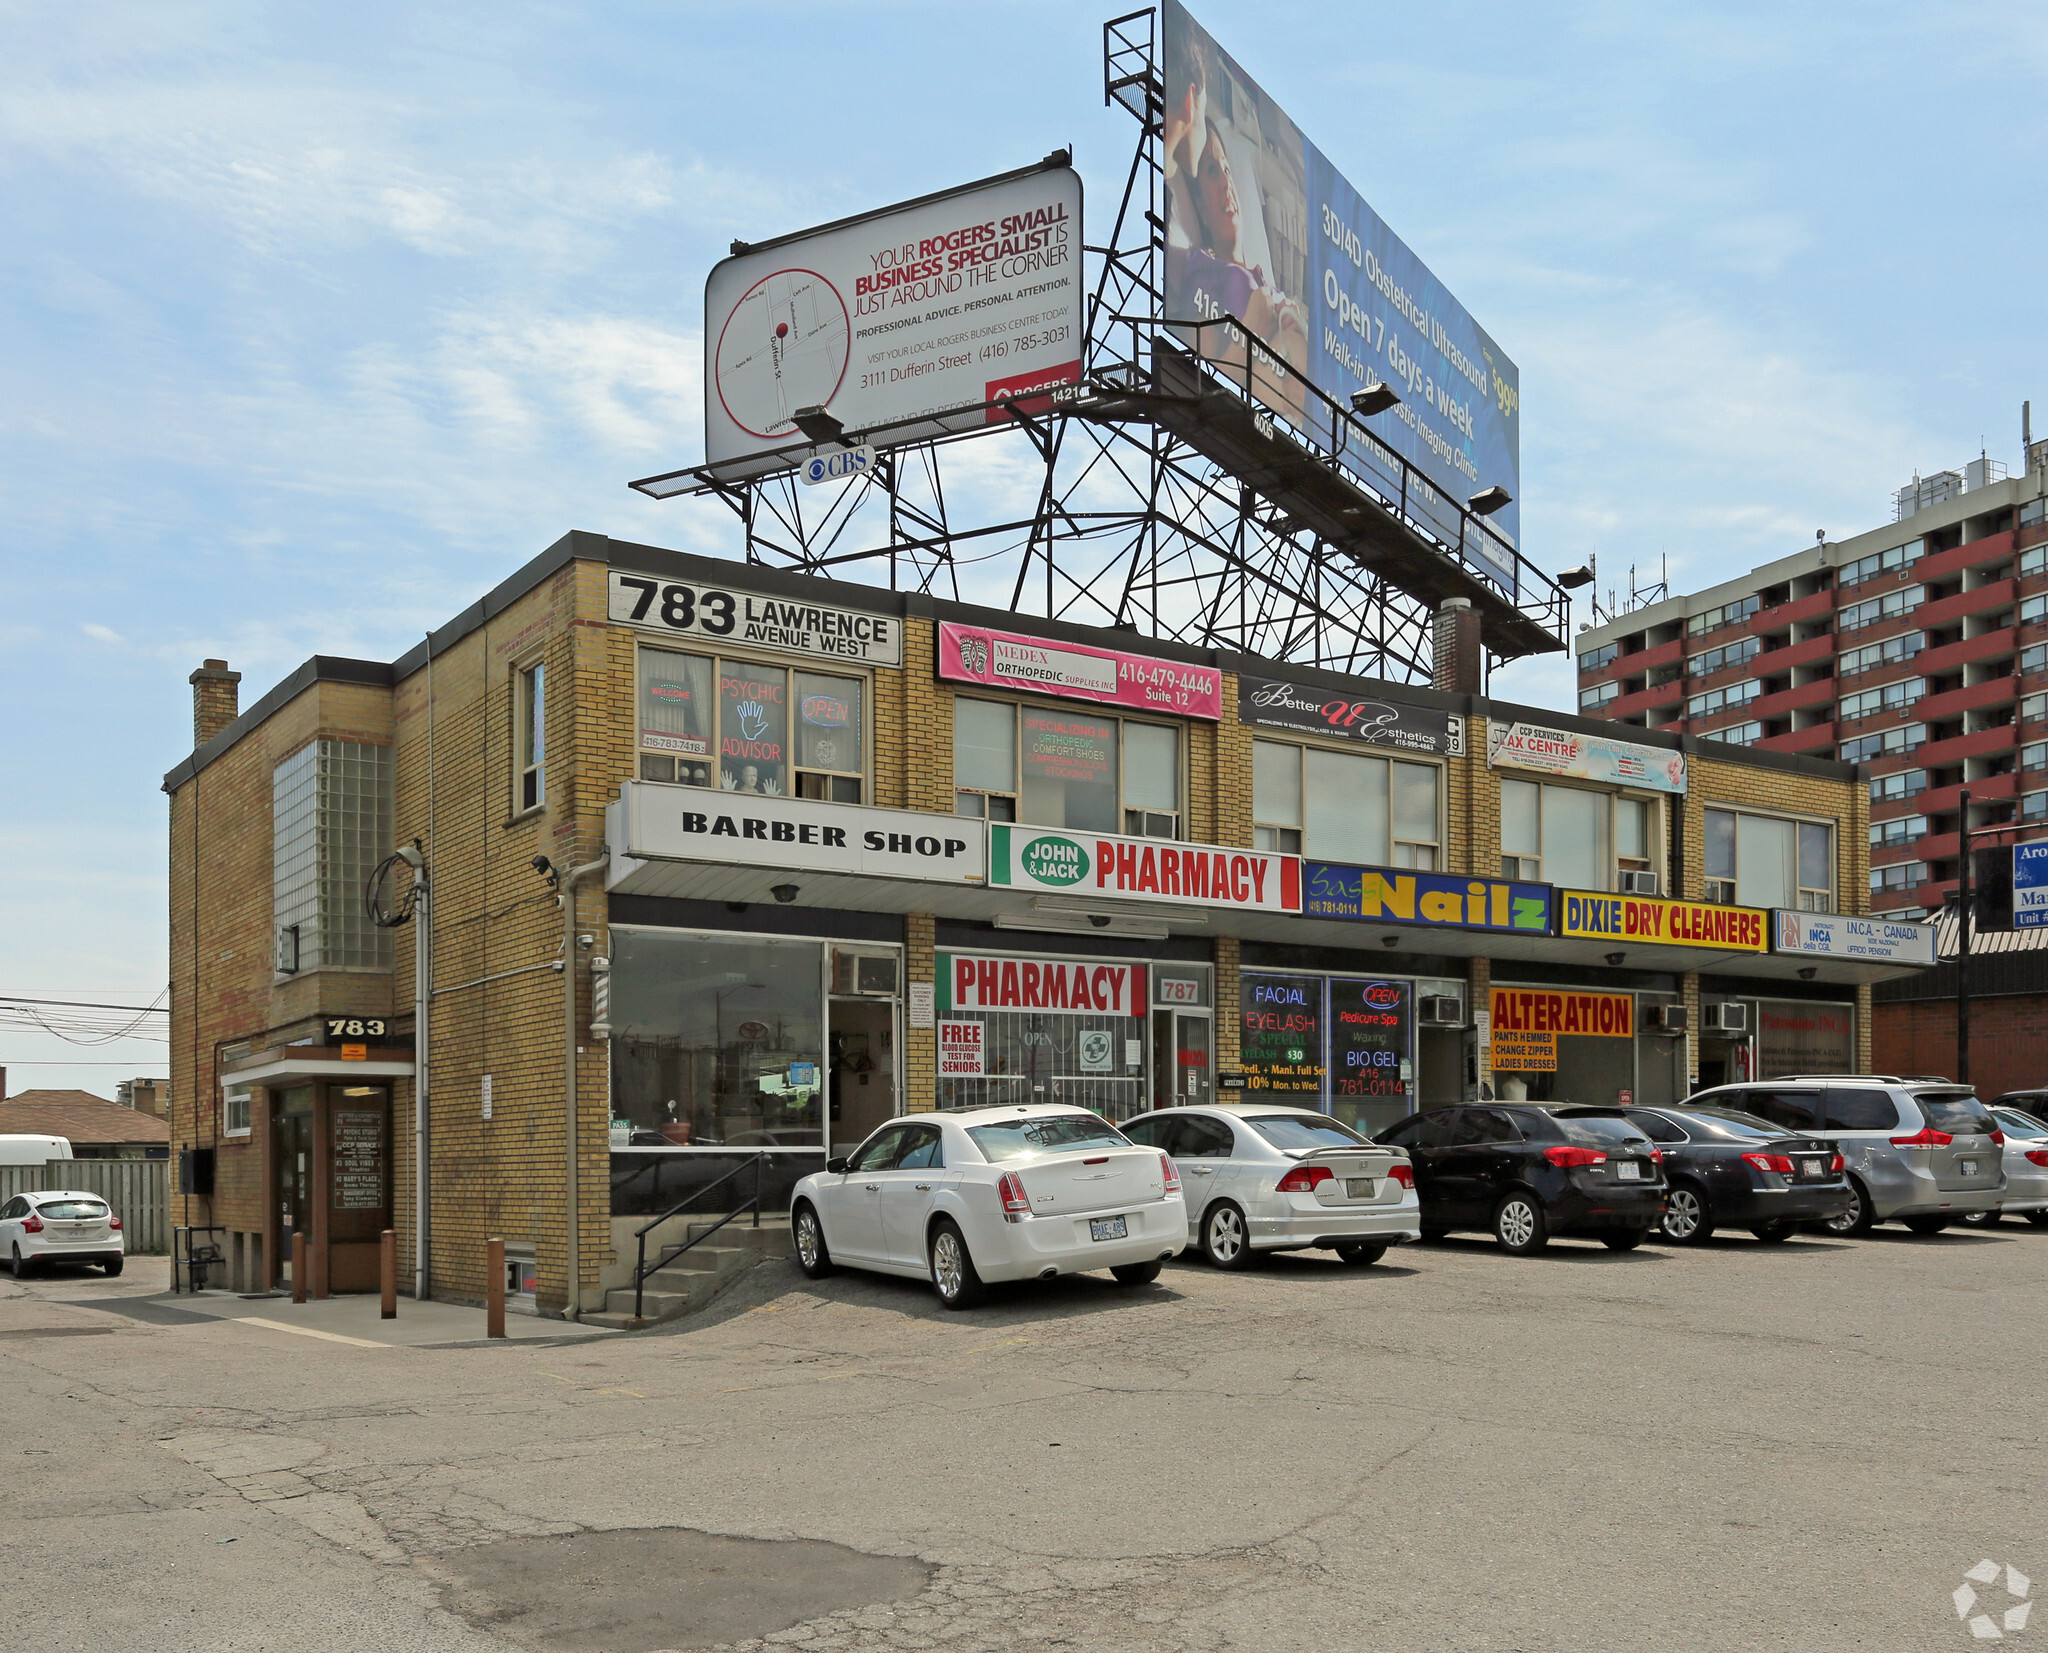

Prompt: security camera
[{"left": 771, "top": 884, "right": 800, "bottom": 905}]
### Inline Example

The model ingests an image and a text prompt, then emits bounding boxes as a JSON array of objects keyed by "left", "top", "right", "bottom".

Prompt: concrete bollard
[
  {"left": 380, "top": 1229, "right": 397, "bottom": 1319},
  {"left": 291, "top": 1231, "right": 307, "bottom": 1305},
  {"left": 485, "top": 1236, "right": 505, "bottom": 1339}
]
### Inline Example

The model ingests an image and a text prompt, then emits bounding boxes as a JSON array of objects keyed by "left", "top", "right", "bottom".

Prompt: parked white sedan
[
  {"left": 1121, "top": 1104, "right": 1421, "bottom": 1267},
  {"left": 1962, "top": 1108, "right": 2048, "bottom": 1227},
  {"left": 790, "top": 1105, "right": 1186, "bottom": 1309},
  {"left": 1, "top": 1190, "right": 125, "bottom": 1277}
]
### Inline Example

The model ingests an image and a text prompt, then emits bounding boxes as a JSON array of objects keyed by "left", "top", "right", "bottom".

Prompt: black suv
[{"left": 1375, "top": 1105, "right": 1667, "bottom": 1255}]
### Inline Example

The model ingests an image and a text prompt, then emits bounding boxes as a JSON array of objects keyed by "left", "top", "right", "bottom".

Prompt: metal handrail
[{"left": 631, "top": 1151, "right": 765, "bottom": 1321}]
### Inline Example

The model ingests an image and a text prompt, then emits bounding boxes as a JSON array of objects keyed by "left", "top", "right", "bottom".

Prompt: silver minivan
[{"left": 1684, "top": 1076, "right": 2004, "bottom": 1235}]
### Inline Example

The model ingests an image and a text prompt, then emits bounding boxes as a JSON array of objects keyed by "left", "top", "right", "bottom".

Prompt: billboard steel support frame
[{"left": 630, "top": 8, "right": 1565, "bottom": 682}]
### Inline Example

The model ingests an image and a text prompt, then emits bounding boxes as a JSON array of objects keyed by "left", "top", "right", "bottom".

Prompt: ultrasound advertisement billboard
[
  {"left": 704, "top": 160, "right": 1082, "bottom": 476},
  {"left": 1161, "top": 1, "right": 1522, "bottom": 553}
]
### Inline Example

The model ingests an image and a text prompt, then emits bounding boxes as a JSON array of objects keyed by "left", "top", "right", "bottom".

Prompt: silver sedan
[
  {"left": 1120, "top": 1104, "right": 1421, "bottom": 1268},
  {"left": 1962, "top": 1109, "right": 2048, "bottom": 1228}
]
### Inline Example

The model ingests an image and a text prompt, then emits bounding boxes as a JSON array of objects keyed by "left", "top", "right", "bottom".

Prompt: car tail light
[
  {"left": 2027, "top": 1150, "right": 2048, "bottom": 1168},
  {"left": 1889, "top": 1127, "right": 1953, "bottom": 1147},
  {"left": 1543, "top": 1145, "right": 1606, "bottom": 1169},
  {"left": 1389, "top": 1163, "right": 1415, "bottom": 1189},
  {"left": 1648, "top": 1147, "right": 1664, "bottom": 1165},
  {"left": 1160, "top": 1154, "right": 1180, "bottom": 1196},
  {"left": 1275, "top": 1164, "right": 1334, "bottom": 1193},
  {"left": 997, "top": 1171, "right": 1031, "bottom": 1221},
  {"left": 1989, "top": 1130, "right": 2007, "bottom": 1146},
  {"left": 19, "top": 1215, "right": 42, "bottom": 1233},
  {"left": 1741, "top": 1152, "right": 1796, "bottom": 1175},
  {"left": 108, "top": 1216, "right": 121, "bottom": 1230},
  {"left": 1830, "top": 1153, "right": 1845, "bottom": 1173}
]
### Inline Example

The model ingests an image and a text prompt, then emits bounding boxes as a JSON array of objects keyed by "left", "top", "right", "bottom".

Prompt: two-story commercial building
[{"left": 165, "top": 531, "right": 1920, "bottom": 1322}]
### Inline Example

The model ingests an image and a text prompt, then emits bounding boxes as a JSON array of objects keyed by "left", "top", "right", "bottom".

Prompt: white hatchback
[
  {"left": 1, "top": 1190, "right": 125, "bottom": 1277},
  {"left": 790, "top": 1105, "right": 1186, "bottom": 1309},
  {"left": 1121, "top": 1104, "right": 1421, "bottom": 1268}
]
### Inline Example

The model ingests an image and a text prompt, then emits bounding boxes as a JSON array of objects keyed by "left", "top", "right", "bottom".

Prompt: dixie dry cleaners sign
[{"left": 614, "top": 783, "right": 985, "bottom": 882}]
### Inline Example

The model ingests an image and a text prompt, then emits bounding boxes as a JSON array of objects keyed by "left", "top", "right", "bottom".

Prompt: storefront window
[
  {"left": 609, "top": 930, "right": 826, "bottom": 1148},
  {"left": 954, "top": 700, "right": 1181, "bottom": 837},
  {"left": 635, "top": 647, "right": 865, "bottom": 800},
  {"left": 935, "top": 950, "right": 1149, "bottom": 1121},
  {"left": 1253, "top": 740, "right": 1440, "bottom": 867},
  {"left": 1239, "top": 973, "right": 1415, "bottom": 1133}
]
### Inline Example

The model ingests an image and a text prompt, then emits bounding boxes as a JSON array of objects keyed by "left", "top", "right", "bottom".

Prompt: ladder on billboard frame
[{"left": 625, "top": 8, "right": 1568, "bottom": 681}]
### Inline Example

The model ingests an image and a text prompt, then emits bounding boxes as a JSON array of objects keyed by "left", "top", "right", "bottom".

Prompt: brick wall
[{"left": 1873, "top": 995, "right": 2038, "bottom": 1096}]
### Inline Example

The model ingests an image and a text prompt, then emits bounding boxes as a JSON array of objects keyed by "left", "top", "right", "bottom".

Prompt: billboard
[
  {"left": 1161, "top": 1, "right": 1522, "bottom": 550},
  {"left": 704, "top": 160, "right": 1083, "bottom": 475}
]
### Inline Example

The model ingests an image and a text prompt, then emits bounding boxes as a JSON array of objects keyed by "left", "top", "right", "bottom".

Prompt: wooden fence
[{"left": 0, "top": 1160, "right": 169, "bottom": 1253}]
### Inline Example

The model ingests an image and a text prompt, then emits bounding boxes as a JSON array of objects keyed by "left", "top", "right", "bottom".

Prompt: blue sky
[{"left": 5, "top": 1, "right": 2044, "bottom": 1094}]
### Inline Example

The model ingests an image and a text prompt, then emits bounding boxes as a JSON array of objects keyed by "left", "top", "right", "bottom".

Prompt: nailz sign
[{"left": 938, "top": 622, "right": 1223, "bottom": 719}]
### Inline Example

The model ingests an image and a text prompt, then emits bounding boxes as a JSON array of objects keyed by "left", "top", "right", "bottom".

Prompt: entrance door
[
  {"left": 325, "top": 1086, "right": 391, "bottom": 1292},
  {"left": 275, "top": 1086, "right": 314, "bottom": 1284},
  {"left": 1152, "top": 1010, "right": 1213, "bottom": 1109},
  {"left": 828, "top": 998, "right": 898, "bottom": 1160}
]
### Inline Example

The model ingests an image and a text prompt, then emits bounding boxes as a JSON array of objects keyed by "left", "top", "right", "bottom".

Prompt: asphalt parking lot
[{"left": 4, "top": 1223, "right": 2043, "bottom": 1653}]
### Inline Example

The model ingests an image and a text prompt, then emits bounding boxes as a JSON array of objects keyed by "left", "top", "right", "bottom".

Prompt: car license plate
[
  {"left": 1089, "top": 1216, "right": 1128, "bottom": 1242},
  {"left": 1960, "top": 1159, "right": 1979, "bottom": 1177},
  {"left": 1801, "top": 1158, "right": 1824, "bottom": 1177},
  {"left": 1346, "top": 1177, "right": 1375, "bottom": 1199},
  {"left": 1615, "top": 1162, "right": 1641, "bottom": 1181}
]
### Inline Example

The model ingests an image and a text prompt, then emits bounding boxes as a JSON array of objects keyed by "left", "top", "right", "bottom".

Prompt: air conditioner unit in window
[
  {"left": 1702, "top": 1002, "right": 1749, "bottom": 1034},
  {"left": 1648, "top": 1004, "right": 1690, "bottom": 1033},
  {"left": 1619, "top": 870, "right": 1660, "bottom": 896},
  {"left": 1704, "top": 878, "right": 1737, "bottom": 904},
  {"left": 1416, "top": 994, "right": 1463, "bottom": 1027}
]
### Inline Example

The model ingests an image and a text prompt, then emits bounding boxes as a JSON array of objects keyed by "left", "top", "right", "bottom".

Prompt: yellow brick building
[{"left": 163, "top": 531, "right": 1908, "bottom": 1320}]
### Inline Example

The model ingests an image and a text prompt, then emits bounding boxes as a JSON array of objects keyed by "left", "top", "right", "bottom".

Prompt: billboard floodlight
[
  {"left": 1468, "top": 485, "right": 1513, "bottom": 517},
  {"left": 1556, "top": 566, "right": 1595, "bottom": 590},
  {"left": 1350, "top": 382, "right": 1400, "bottom": 417},
  {"left": 792, "top": 405, "right": 846, "bottom": 445}
]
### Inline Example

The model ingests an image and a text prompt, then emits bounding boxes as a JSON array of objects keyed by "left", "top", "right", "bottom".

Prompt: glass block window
[{"left": 273, "top": 739, "right": 393, "bottom": 978}]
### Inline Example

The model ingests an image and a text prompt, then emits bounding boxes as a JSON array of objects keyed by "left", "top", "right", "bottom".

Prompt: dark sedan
[
  {"left": 1989, "top": 1091, "right": 2048, "bottom": 1133},
  {"left": 1374, "top": 1104, "right": 1667, "bottom": 1255},
  {"left": 1603, "top": 1104, "right": 1851, "bottom": 1244}
]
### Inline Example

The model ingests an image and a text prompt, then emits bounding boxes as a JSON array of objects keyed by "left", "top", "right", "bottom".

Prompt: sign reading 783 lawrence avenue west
[
  {"left": 1558, "top": 890, "right": 1767, "bottom": 951},
  {"left": 988, "top": 825, "right": 1300, "bottom": 912},
  {"left": 608, "top": 570, "right": 902, "bottom": 665}
]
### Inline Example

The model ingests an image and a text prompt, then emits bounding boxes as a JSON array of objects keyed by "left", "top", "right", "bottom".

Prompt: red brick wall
[{"left": 1872, "top": 996, "right": 2047, "bottom": 1097}]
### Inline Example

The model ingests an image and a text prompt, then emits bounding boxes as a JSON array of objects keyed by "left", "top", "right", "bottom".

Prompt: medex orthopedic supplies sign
[
  {"left": 1304, "top": 862, "right": 1551, "bottom": 934},
  {"left": 1238, "top": 674, "right": 1464, "bottom": 755},
  {"left": 1772, "top": 911, "right": 1937, "bottom": 967},
  {"left": 939, "top": 953, "right": 1148, "bottom": 1016},
  {"left": 1558, "top": 891, "right": 1767, "bottom": 952},
  {"left": 938, "top": 622, "right": 1224, "bottom": 719},
  {"left": 609, "top": 570, "right": 901, "bottom": 666},
  {"left": 1489, "top": 987, "right": 1634, "bottom": 1073},
  {"left": 704, "top": 161, "right": 1083, "bottom": 475},
  {"left": 616, "top": 783, "right": 985, "bottom": 882},
  {"left": 1487, "top": 721, "right": 1687, "bottom": 795},
  {"left": 988, "top": 824, "right": 1301, "bottom": 912}
]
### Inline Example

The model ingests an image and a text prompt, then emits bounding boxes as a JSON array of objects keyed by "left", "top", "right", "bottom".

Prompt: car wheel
[
  {"left": 1660, "top": 1183, "right": 1715, "bottom": 1245},
  {"left": 1200, "top": 1203, "right": 1256, "bottom": 1270},
  {"left": 1903, "top": 1216, "right": 1951, "bottom": 1236},
  {"left": 1601, "top": 1228, "right": 1652, "bottom": 1252},
  {"left": 9, "top": 1244, "right": 34, "bottom": 1280},
  {"left": 1109, "top": 1260, "right": 1163, "bottom": 1286},
  {"left": 791, "top": 1203, "right": 835, "bottom": 1279},
  {"left": 100, "top": 1256, "right": 123, "bottom": 1277},
  {"left": 928, "top": 1220, "right": 987, "bottom": 1310},
  {"left": 1334, "top": 1242, "right": 1387, "bottom": 1266},
  {"left": 1493, "top": 1192, "right": 1548, "bottom": 1255},
  {"left": 1821, "top": 1177, "right": 1875, "bottom": 1238},
  {"left": 1751, "top": 1221, "right": 1796, "bottom": 1243}
]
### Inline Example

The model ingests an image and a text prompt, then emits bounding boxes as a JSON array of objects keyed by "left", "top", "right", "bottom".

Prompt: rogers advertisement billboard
[{"left": 704, "top": 159, "right": 1083, "bottom": 476}]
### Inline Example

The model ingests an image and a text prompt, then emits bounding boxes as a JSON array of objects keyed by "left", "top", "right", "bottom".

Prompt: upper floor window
[
  {"left": 1870, "top": 861, "right": 1926, "bottom": 895},
  {"left": 2021, "top": 499, "right": 2047, "bottom": 530},
  {"left": 1499, "top": 779, "right": 1656, "bottom": 891},
  {"left": 954, "top": 698, "right": 1178, "bottom": 838},
  {"left": 1253, "top": 740, "right": 1439, "bottom": 867},
  {"left": 1870, "top": 816, "right": 1928, "bottom": 849},
  {"left": 2022, "top": 593, "right": 2048, "bottom": 627},
  {"left": 1840, "top": 724, "right": 1925, "bottom": 764},
  {"left": 636, "top": 647, "right": 865, "bottom": 801},
  {"left": 1687, "top": 594, "right": 1761, "bottom": 636},
  {"left": 1688, "top": 679, "right": 1761, "bottom": 719},
  {"left": 517, "top": 662, "right": 546, "bottom": 812},
  {"left": 1840, "top": 631, "right": 1923, "bottom": 675},
  {"left": 2025, "top": 643, "right": 2048, "bottom": 676},
  {"left": 1579, "top": 680, "right": 1621, "bottom": 712},
  {"left": 1839, "top": 677, "right": 1925, "bottom": 722},
  {"left": 273, "top": 739, "right": 392, "bottom": 977},
  {"left": 1712, "top": 720, "right": 1765, "bottom": 748},
  {"left": 1705, "top": 807, "right": 1832, "bottom": 911},
  {"left": 1869, "top": 769, "right": 1926, "bottom": 803},
  {"left": 1839, "top": 540, "right": 1923, "bottom": 587},
  {"left": 1579, "top": 642, "right": 1621, "bottom": 672},
  {"left": 1839, "top": 586, "right": 1923, "bottom": 632},
  {"left": 1686, "top": 636, "right": 1760, "bottom": 678}
]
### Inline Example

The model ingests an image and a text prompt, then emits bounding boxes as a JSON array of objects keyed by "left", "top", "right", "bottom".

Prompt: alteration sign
[{"left": 704, "top": 160, "right": 1083, "bottom": 476}]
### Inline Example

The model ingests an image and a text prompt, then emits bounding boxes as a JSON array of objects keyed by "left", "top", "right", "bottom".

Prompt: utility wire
[{"left": 0, "top": 987, "right": 170, "bottom": 1046}]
